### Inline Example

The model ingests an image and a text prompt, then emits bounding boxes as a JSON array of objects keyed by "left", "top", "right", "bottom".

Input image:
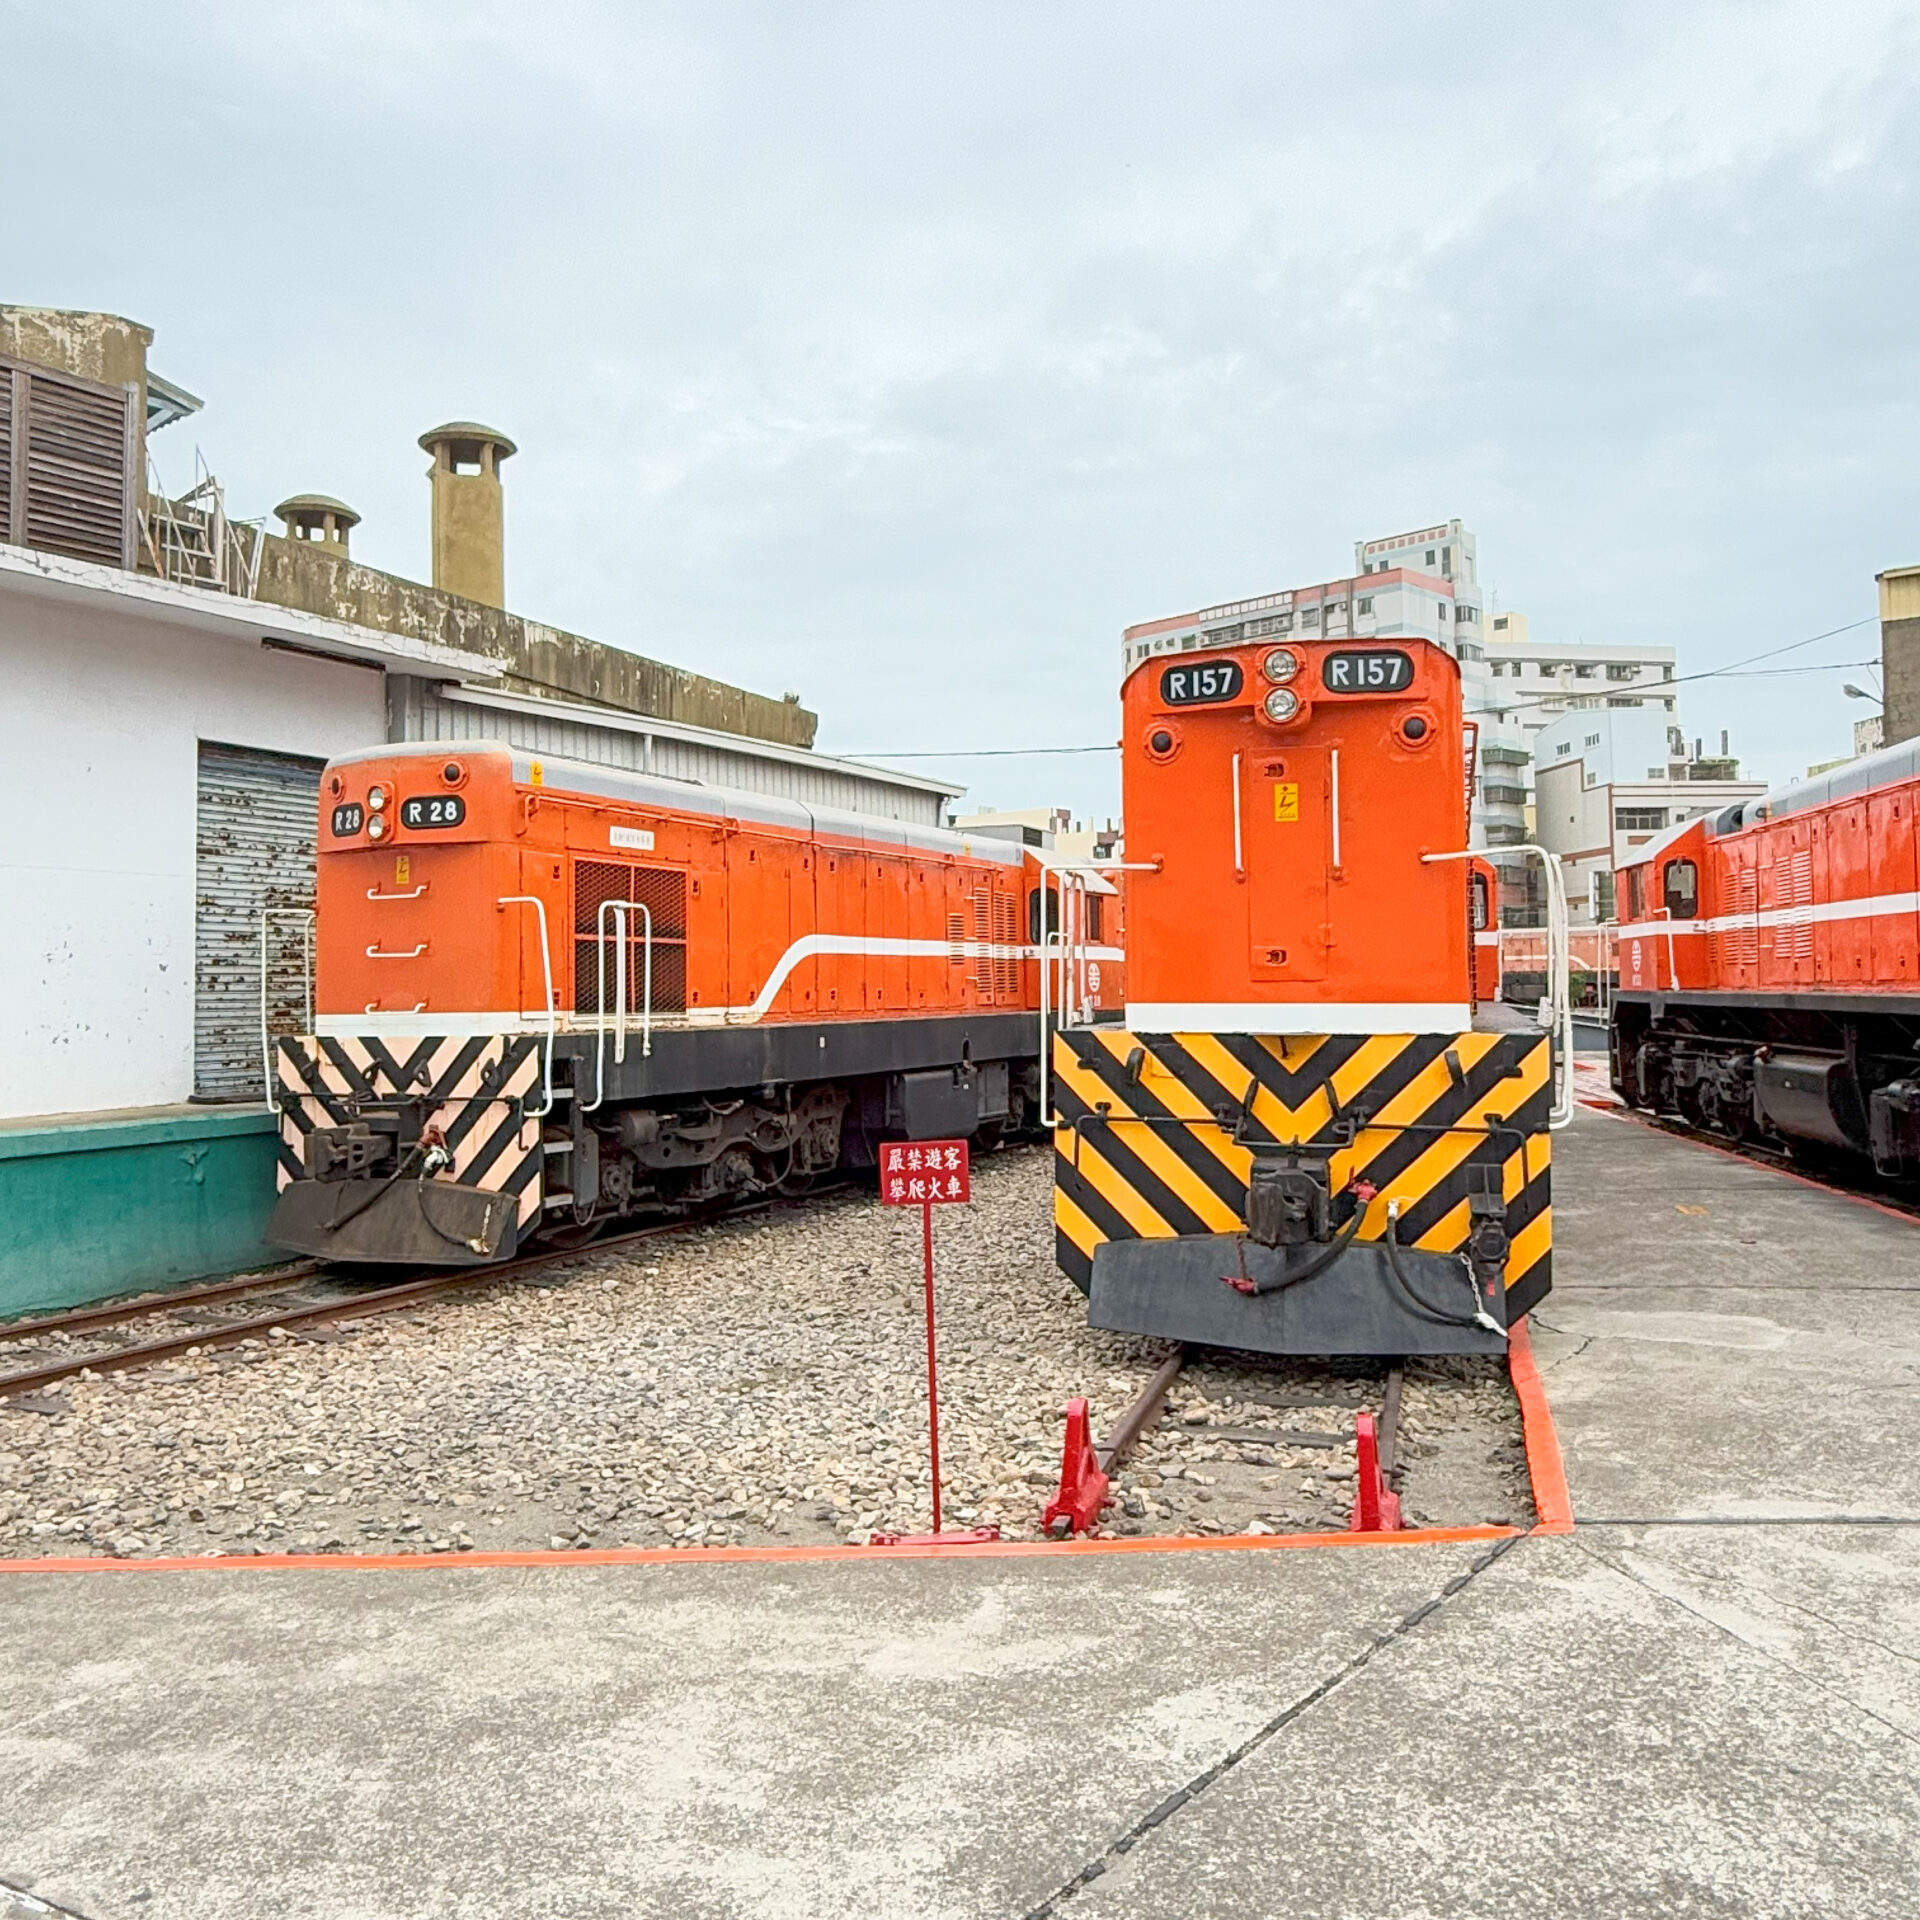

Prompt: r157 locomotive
[
  {"left": 267, "top": 746, "right": 1123, "bottom": 1263},
  {"left": 1052, "top": 634, "right": 1561, "bottom": 1357}
]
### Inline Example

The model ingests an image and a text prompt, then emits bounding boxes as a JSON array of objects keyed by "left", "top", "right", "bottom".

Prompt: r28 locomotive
[
  {"left": 267, "top": 747, "right": 1123, "bottom": 1263},
  {"left": 1051, "top": 634, "right": 1559, "bottom": 1357},
  {"left": 1612, "top": 736, "right": 1920, "bottom": 1174}
]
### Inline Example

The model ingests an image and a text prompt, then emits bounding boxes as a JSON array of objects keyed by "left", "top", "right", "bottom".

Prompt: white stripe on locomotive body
[
  {"left": 1474, "top": 933, "right": 1500, "bottom": 948},
  {"left": 314, "top": 934, "right": 1127, "bottom": 1036},
  {"left": 1614, "top": 888, "right": 1920, "bottom": 944},
  {"left": 1123, "top": 1001, "right": 1475, "bottom": 1036}
]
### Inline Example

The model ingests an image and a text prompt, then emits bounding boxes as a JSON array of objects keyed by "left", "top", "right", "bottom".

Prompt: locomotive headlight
[
  {"left": 1261, "top": 647, "right": 1301, "bottom": 684},
  {"left": 367, "top": 784, "right": 389, "bottom": 812},
  {"left": 1263, "top": 686, "right": 1301, "bottom": 723},
  {"left": 368, "top": 813, "right": 390, "bottom": 842}
]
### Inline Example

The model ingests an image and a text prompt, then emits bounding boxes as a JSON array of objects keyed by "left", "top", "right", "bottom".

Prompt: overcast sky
[{"left": 9, "top": 1, "right": 1919, "bottom": 819}]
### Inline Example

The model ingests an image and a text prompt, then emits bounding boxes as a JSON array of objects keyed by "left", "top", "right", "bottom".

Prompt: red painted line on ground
[
  {"left": 0, "top": 1523, "right": 1519, "bottom": 1575},
  {"left": 1508, "top": 1316, "right": 1573, "bottom": 1536},
  {"left": 1596, "top": 1100, "right": 1920, "bottom": 1228}
]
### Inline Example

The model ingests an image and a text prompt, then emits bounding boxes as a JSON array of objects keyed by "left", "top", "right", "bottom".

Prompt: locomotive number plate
[
  {"left": 1321, "top": 649, "right": 1414, "bottom": 693},
  {"left": 329, "top": 803, "right": 364, "bottom": 836},
  {"left": 399, "top": 794, "right": 466, "bottom": 829},
  {"left": 1159, "top": 659, "right": 1244, "bottom": 705}
]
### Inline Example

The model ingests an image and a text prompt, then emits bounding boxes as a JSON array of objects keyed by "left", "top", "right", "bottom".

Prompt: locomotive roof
[
  {"left": 1709, "top": 733, "right": 1920, "bottom": 836},
  {"left": 325, "top": 740, "right": 1027, "bottom": 868}
]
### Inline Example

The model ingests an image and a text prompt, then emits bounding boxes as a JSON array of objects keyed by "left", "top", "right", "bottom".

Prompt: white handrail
[
  {"left": 259, "top": 908, "right": 315, "bottom": 1114},
  {"left": 1230, "top": 751, "right": 1244, "bottom": 877},
  {"left": 365, "top": 884, "right": 429, "bottom": 902},
  {"left": 581, "top": 899, "right": 654, "bottom": 1114},
  {"left": 495, "top": 895, "right": 557, "bottom": 1120},
  {"left": 1424, "top": 845, "right": 1575, "bottom": 1129},
  {"left": 365, "top": 942, "right": 428, "bottom": 959}
]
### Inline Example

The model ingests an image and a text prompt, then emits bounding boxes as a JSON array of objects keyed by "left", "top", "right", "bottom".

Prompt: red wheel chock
[
  {"left": 1348, "top": 1409, "right": 1403, "bottom": 1533},
  {"left": 1043, "top": 1396, "right": 1111, "bottom": 1536}
]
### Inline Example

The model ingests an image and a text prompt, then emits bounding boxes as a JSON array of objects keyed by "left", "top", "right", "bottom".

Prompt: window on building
[
  {"left": 1470, "top": 869, "right": 1491, "bottom": 932},
  {"left": 1356, "top": 596, "right": 1372, "bottom": 614},
  {"left": 1585, "top": 772, "right": 1597, "bottom": 787},
  {"left": 1615, "top": 807, "right": 1668, "bottom": 831},
  {"left": 1555, "top": 741, "right": 1570, "bottom": 755},
  {"left": 1492, "top": 615, "right": 1509, "bottom": 631},
  {"left": 1490, "top": 661, "right": 1504, "bottom": 676},
  {"left": 1456, "top": 605, "right": 1476, "bottom": 623},
  {"left": 1606, "top": 663, "right": 1637, "bottom": 681},
  {"left": 1574, "top": 664, "right": 1596, "bottom": 678},
  {"left": 1595, "top": 870, "right": 1617, "bottom": 920},
  {"left": 1608, "top": 697, "right": 1643, "bottom": 708},
  {"left": 1585, "top": 732, "right": 1601, "bottom": 746},
  {"left": 1663, "top": 858, "right": 1698, "bottom": 919},
  {"left": 1425, "top": 549, "right": 1437, "bottom": 566},
  {"left": 1438, "top": 603, "right": 1449, "bottom": 620},
  {"left": 1662, "top": 664, "right": 1675, "bottom": 680},
  {"left": 1301, "top": 607, "right": 1320, "bottom": 628},
  {"left": 1663, "top": 698, "right": 1675, "bottom": 712},
  {"left": 1538, "top": 662, "right": 1557, "bottom": 676}
]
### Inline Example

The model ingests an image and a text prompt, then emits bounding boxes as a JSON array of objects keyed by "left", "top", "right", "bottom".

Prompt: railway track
[
  {"left": 1077, "top": 1347, "right": 1411, "bottom": 1531},
  {"left": 0, "top": 1206, "right": 784, "bottom": 1402}
]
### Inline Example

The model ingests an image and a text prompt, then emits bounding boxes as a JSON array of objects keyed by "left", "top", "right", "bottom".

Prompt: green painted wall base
[{"left": 0, "top": 1104, "right": 286, "bottom": 1320}]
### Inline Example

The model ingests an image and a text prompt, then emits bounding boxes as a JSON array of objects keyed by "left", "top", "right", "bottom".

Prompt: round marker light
[
  {"left": 367, "top": 784, "right": 389, "bottom": 812},
  {"left": 442, "top": 760, "right": 464, "bottom": 786},
  {"left": 1263, "top": 686, "right": 1301, "bottom": 723},
  {"left": 1262, "top": 647, "right": 1301, "bottom": 684},
  {"left": 1401, "top": 715, "right": 1429, "bottom": 741},
  {"left": 1149, "top": 730, "right": 1174, "bottom": 754},
  {"left": 368, "top": 813, "right": 390, "bottom": 842}
]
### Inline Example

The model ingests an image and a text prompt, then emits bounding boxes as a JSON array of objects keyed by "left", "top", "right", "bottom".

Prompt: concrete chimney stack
[
  {"left": 273, "top": 493, "right": 359, "bottom": 557},
  {"left": 418, "top": 421, "right": 515, "bottom": 608}
]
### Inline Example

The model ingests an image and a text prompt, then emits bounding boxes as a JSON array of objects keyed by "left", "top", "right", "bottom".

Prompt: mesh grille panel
[{"left": 573, "top": 859, "right": 688, "bottom": 1012}]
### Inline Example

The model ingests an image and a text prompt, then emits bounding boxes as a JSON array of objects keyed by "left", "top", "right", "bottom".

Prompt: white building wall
[{"left": 1, "top": 594, "right": 387, "bottom": 1118}]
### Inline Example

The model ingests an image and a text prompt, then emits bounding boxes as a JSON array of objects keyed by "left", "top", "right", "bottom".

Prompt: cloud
[{"left": 8, "top": 0, "right": 1919, "bottom": 811}]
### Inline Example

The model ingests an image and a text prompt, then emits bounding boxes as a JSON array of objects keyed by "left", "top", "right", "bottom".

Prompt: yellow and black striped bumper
[{"left": 1052, "top": 1028, "right": 1552, "bottom": 1350}]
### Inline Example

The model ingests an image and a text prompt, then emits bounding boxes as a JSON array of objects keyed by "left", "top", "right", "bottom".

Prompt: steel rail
[
  {"left": 1095, "top": 1347, "right": 1187, "bottom": 1473},
  {"left": 1377, "top": 1366, "right": 1406, "bottom": 1480},
  {"left": 0, "top": 1262, "right": 326, "bottom": 1344},
  {"left": 0, "top": 1217, "right": 722, "bottom": 1402}
]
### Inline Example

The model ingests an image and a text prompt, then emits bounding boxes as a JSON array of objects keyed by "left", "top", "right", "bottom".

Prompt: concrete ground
[{"left": 4, "top": 1105, "right": 1918, "bottom": 1920}]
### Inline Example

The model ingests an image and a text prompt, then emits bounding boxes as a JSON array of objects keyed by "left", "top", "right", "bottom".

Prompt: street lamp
[{"left": 1843, "top": 684, "right": 1883, "bottom": 705}]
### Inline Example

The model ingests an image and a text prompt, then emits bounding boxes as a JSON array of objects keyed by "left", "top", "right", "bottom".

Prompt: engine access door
[{"left": 1243, "top": 748, "right": 1328, "bottom": 983}]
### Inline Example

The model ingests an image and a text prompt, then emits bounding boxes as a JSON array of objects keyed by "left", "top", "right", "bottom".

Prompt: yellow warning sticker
[
  {"left": 530, "top": 759, "right": 545, "bottom": 788},
  {"left": 1272, "top": 782, "right": 1299, "bottom": 822},
  {"left": 395, "top": 855, "right": 411, "bottom": 887}
]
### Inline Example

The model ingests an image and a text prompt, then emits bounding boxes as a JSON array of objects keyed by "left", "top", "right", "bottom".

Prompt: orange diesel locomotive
[
  {"left": 1611, "top": 738, "right": 1920, "bottom": 1172},
  {"left": 1051, "top": 635, "right": 1557, "bottom": 1356},
  {"left": 268, "top": 746, "right": 1123, "bottom": 1263}
]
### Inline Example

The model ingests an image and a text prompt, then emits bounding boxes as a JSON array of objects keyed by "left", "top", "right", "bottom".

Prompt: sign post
[{"left": 878, "top": 1139, "right": 994, "bottom": 1543}]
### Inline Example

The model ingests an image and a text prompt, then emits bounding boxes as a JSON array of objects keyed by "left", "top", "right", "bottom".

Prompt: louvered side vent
[
  {"left": 0, "top": 356, "right": 135, "bottom": 566},
  {"left": 993, "top": 888, "right": 1021, "bottom": 996}
]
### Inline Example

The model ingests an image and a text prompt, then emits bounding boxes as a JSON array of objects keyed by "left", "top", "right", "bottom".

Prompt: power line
[
  {"left": 1473, "top": 618, "right": 1879, "bottom": 722},
  {"left": 851, "top": 617, "right": 1884, "bottom": 754},
  {"left": 844, "top": 743, "right": 1120, "bottom": 760}
]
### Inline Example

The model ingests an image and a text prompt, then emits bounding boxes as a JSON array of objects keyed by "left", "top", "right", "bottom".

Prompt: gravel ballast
[{"left": 0, "top": 1150, "right": 1532, "bottom": 1559}]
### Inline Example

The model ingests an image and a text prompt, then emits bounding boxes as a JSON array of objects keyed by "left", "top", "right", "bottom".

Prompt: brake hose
[
  {"left": 1382, "top": 1200, "right": 1502, "bottom": 1334},
  {"left": 1224, "top": 1201, "right": 1367, "bottom": 1296},
  {"left": 322, "top": 1141, "right": 428, "bottom": 1234}
]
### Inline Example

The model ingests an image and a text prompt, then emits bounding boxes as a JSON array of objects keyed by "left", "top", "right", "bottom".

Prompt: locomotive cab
[{"left": 1051, "top": 633, "right": 1555, "bottom": 1358}]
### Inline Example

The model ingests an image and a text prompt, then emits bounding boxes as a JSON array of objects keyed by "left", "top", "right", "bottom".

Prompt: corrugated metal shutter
[
  {"left": 0, "top": 370, "right": 13, "bottom": 536},
  {"left": 194, "top": 742, "right": 324, "bottom": 1101},
  {"left": 0, "top": 355, "right": 137, "bottom": 567}
]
